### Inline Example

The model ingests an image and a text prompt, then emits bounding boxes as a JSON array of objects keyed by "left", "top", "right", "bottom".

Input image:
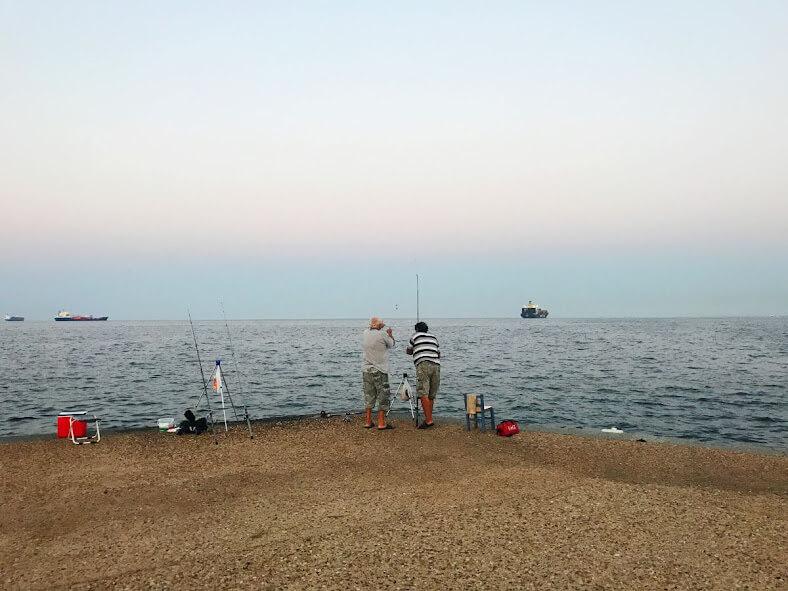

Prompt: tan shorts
[
  {"left": 362, "top": 370, "right": 390, "bottom": 411},
  {"left": 416, "top": 362, "right": 440, "bottom": 400}
]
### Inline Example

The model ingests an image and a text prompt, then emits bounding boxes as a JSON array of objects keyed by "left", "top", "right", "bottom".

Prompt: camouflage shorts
[
  {"left": 362, "top": 370, "right": 390, "bottom": 411},
  {"left": 416, "top": 361, "right": 440, "bottom": 400}
]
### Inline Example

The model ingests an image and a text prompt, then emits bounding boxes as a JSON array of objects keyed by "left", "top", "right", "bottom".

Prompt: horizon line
[{"left": 4, "top": 314, "right": 787, "bottom": 322}]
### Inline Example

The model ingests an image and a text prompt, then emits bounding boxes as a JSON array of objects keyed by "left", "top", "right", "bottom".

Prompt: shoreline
[
  {"left": 1, "top": 417, "right": 785, "bottom": 589},
  {"left": 3, "top": 412, "right": 785, "bottom": 457}
]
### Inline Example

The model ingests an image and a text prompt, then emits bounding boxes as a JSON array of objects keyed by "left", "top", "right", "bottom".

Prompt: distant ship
[
  {"left": 521, "top": 301, "right": 548, "bottom": 318},
  {"left": 54, "top": 310, "right": 108, "bottom": 322},
  {"left": 4, "top": 315, "right": 24, "bottom": 321}
]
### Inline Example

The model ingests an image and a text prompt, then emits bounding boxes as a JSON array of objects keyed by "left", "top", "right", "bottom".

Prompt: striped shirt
[{"left": 409, "top": 331, "right": 440, "bottom": 366}]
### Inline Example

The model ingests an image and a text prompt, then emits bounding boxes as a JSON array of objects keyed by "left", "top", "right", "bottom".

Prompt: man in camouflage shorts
[{"left": 362, "top": 317, "right": 395, "bottom": 430}]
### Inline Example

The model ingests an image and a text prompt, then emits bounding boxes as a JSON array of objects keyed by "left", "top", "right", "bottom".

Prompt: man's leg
[
  {"left": 362, "top": 372, "right": 375, "bottom": 428},
  {"left": 416, "top": 363, "right": 433, "bottom": 428},
  {"left": 427, "top": 364, "right": 441, "bottom": 424},
  {"left": 375, "top": 372, "right": 392, "bottom": 430}
]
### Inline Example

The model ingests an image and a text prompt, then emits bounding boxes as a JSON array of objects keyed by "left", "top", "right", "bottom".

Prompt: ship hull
[
  {"left": 4, "top": 316, "right": 24, "bottom": 321},
  {"left": 54, "top": 317, "right": 108, "bottom": 321},
  {"left": 520, "top": 309, "right": 548, "bottom": 318}
]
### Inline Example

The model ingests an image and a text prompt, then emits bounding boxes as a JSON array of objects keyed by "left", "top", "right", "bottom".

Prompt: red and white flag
[{"left": 212, "top": 364, "right": 223, "bottom": 393}]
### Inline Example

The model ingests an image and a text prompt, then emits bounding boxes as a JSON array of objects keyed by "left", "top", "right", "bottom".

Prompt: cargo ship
[
  {"left": 4, "top": 315, "right": 24, "bottom": 321},
  {"left": 54, "top": 310, "right": 108, "bottom": 321},
  {"left": 521, "top": 301, "right": 548, "bottom": 318}
]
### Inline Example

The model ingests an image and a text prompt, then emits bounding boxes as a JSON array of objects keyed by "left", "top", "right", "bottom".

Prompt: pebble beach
[{"left": 1, "top": 418, "right": 786, "bottom": 590}]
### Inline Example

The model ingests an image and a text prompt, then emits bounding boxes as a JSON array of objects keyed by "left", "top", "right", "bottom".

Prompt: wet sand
[{"left": 1, "top": 418, "right": 786, "bottom": 590}]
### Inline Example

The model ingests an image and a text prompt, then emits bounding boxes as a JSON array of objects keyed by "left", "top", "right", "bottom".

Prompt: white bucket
[{"left": 158, "top": 417, "right": 176, "bottom": 431}]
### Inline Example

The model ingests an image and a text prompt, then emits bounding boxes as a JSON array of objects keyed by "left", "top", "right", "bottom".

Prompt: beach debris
[
  {"left": 601, "top": 427, "right": 624, "bottom": 434},
  {"left": 320, "top": 410, "right": 328, "bottom": 418},
  {"left": 343, "top": 412, "right": 352, "bottom": 422}
]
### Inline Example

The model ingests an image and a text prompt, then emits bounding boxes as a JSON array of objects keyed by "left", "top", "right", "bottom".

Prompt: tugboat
[
  {"left": 54, "top": 310, "right": 109, "bottom": 321},
  {"left": 4, "top": 315, "right": 24, "bottom": 321},
  {"left": 521, "top": 301, "right": 548, "bottom": 318}
]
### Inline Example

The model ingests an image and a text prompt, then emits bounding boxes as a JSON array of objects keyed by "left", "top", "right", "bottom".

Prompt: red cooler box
[{"left": 57, "top": 413, "right": 88, "bottom": 439}]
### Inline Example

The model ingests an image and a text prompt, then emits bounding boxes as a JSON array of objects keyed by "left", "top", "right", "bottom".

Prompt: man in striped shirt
[{"left": 406, "top": 321, "right": 440, "bottom": 429}]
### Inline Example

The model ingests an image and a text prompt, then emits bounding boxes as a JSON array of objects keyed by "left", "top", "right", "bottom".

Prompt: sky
[{"left": 1, "top": 1, "right": 787, "bottom": 319}]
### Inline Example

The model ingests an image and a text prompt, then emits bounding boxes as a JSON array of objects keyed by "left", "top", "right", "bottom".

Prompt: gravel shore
[{"left": 1, "top": 418, "right": 785, "bottom": 590}]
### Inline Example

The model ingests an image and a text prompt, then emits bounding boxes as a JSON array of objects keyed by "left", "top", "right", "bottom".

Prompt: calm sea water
[{"left": 1, "top": 318, "right": 786, "bottom": 451}]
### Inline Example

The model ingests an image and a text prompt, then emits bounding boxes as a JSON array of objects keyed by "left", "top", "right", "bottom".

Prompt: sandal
[
  {"left": 363, "top": 423, "right": 374, "bottom": 429},
  {"left": 377, "top": 424, "right": 395, "bottom": 430},
  {"left": 417, "top": 422, "right": 435, "bottom": 430}
]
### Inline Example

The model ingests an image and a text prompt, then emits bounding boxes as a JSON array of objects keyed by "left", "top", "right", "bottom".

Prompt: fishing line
[
  {"left": 219, "top": 299, "right": 254, "bottom": 438},
  {"left": 187, "top": 307, "right": 217, "bottom": 441}
]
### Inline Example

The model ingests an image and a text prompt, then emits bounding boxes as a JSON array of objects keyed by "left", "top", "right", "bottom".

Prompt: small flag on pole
[
  {"left": 212, "top": 363, "right": 222, "bottom": 393},
  {"left": 212, "top": 360, "right": 228, "bottom": 432}
]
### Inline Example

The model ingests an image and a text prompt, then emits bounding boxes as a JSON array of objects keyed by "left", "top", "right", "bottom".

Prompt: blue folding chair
[{"left": 465, "top": 394, "right": 495, "bottom": 431}]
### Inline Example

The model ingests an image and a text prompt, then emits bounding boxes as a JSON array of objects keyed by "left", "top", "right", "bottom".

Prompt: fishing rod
[
  {"left": 415, "top": 273, "right": 423, "bottom": 424},
  {"left": 219, "top": 299, "right": 254, "bottom": 438},
  {"left": 187, "top": 307, "right": 217, "bottom": 439},
  {"left": 416, "top": 274, "right": 420, "bottom": 323}
]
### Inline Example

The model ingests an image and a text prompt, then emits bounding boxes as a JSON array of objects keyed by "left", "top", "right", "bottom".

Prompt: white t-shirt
[{"left": 362, "top": 328, "right": 395, "bottom": 373}]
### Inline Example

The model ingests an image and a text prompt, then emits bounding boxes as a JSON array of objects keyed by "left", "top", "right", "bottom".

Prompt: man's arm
[{"left": 384, "top": 327, "right": 395, "bottom": 348}]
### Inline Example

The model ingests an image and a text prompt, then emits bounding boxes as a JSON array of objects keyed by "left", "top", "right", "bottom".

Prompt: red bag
[{"left": 496, "top": 419, "right": 520, "bottom": 437}]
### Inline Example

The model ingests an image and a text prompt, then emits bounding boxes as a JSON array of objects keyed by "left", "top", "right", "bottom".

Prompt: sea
[{"left": 1, "top": 318, "right": 786, "bottom": 452}]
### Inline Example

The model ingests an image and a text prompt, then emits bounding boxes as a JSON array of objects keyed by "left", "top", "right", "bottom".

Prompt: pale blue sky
[{"left": 1, "top": 1, "right": 787, "bottom": 318}]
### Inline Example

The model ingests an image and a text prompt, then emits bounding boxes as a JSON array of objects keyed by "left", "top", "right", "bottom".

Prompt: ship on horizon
[
  {"left": 521, "top": 301, "right": 548, "bottom": 318},
  {"left": 55, "top": 310, "right": 108, "bottom": 322},
  {"left": 4, "top": 315, "right": 24, "bottom": 321}
]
